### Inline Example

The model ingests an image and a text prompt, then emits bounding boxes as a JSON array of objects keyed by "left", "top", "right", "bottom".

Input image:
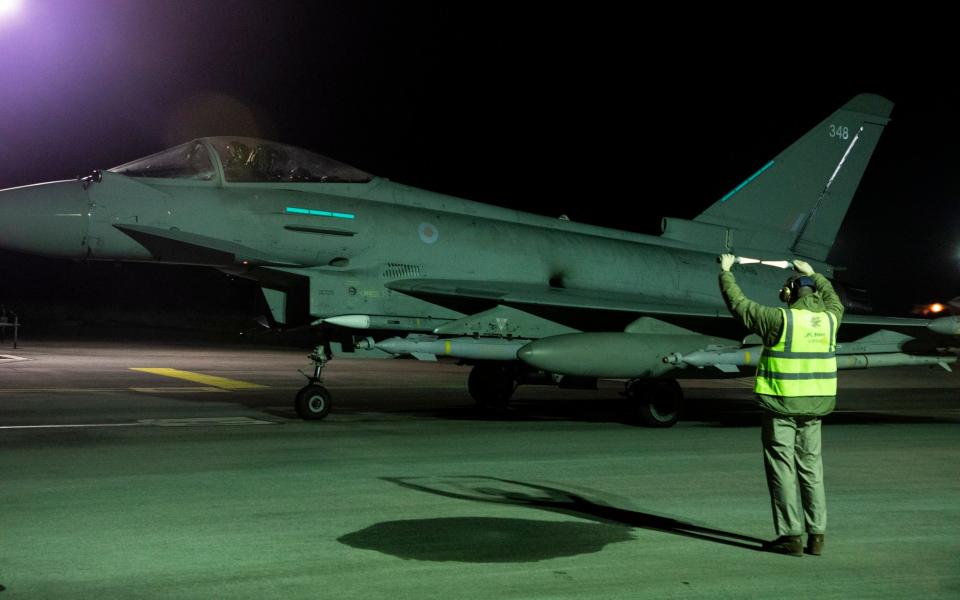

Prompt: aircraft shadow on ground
[
  {"left": 337, "top": 516, "right": 635, "bottom": 563},
  {"left": 337, "top": 476, "right": 766, "bottom": 563}
]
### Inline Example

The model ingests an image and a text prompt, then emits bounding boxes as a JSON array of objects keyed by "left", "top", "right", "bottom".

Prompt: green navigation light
[{"left": 285, "top": 207, "right": 355, "bottom": 219}]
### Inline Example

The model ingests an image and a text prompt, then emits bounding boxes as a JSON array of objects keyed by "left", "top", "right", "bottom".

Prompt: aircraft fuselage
[{"left": 0, "top": 170, "right": 793, "bottom": 325}]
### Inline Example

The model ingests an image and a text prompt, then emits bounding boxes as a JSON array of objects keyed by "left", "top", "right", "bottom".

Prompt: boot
[
  {"left": 763, "top": 535, "right": 803, "bottom": 556},
  {"left": 805, "top": 533, "right": 825, "bottom": 556}
]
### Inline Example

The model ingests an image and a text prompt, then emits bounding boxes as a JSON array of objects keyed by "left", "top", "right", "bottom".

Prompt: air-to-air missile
[
  {"left": 665, "top": 347, "right": 956, "bottom": 372},
  {"left": 663, "top": 347, "right": 760, "bottom": 373},
  {"left": 677, "top": 328, "right": 960, "bottom": 373},
  {"left": 320, "top": 315, "right": 452, "bottom": 332}
]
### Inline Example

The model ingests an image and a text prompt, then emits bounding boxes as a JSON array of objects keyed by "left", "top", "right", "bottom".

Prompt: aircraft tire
[
  {"left": 295, "top": 384, "right": 333, "bottom": 420},
  {"left": 627, "top": 379, "right": 683, "bottom": 428},
  {"left": 468, "top": 362, "right": 517, "bottom": 411}
]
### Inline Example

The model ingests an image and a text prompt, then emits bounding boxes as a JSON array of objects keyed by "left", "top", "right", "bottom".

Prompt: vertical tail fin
[{"left": 693, "top": 93, "right": 893, "bottom": 261}]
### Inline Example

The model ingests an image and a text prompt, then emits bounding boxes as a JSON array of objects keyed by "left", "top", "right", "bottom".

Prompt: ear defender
[{"left": 780, "top": 276, "right": 816, "bottom": 303}]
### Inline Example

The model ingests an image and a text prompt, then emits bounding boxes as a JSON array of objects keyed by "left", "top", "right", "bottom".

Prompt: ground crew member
[{"left": 718, "top": 254, "right": 843, "bottom": 556}]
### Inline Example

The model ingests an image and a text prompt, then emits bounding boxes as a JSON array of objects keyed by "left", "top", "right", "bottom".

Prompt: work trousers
[{"left": 761, "top": 412, "right": 826, "bottom": 537}]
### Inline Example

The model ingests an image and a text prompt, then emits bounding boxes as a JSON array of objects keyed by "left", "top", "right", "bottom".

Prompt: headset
[{"left": 779, "top": 276, "right": 816, "bottom": 303}]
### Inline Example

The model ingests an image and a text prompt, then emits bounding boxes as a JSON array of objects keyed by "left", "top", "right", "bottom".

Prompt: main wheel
[
  {"left": 626, "top": 379, "right": 683, "bottom": 428},
  {"left": 295, "top": 384, "right": 333, "bottom": 420},
  {"left": 468, "top": 363, "right": 517, "bottom": 411}
]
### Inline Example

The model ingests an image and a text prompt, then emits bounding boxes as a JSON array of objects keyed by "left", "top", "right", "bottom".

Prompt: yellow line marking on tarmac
[
  {"left": 130, "top": 368, "right": 268, "bottom": 390},
  {"left": 0, "top": 388, "right": 122, "bottom": 393},
  {"left": 0, "top": 384, "right": 463, "bottom": 393},
  {"left": 130, "top": 386, "right": 228, "bottom": 394}
]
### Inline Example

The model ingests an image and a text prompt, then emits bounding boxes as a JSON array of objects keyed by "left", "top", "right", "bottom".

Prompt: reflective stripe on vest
[{"left": 755, "top": 308, "right": 838, "bottom": 397}]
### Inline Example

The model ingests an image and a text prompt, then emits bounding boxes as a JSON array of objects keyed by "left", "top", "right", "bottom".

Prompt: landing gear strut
[
  {"left": 626, "top": 378, "right": 683, "bottom": 427},
  {"left": 295, "top": 345, "right": 333, "bottom": 420}
]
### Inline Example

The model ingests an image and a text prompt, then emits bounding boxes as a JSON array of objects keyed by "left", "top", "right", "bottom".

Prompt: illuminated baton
[
  {"left": 718, "top": 256, "right": 793, "bottom": 269},
  {"left": 740, "top": 257, "right": 792, "bottom": 269}
]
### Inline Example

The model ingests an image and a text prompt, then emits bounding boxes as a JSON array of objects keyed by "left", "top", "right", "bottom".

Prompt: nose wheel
[
  {"left": 295, "top": 345, "right": 334, "bottom": 420},
  {"left": 295, "top": 383, "right": 332, "bottom": 420}
]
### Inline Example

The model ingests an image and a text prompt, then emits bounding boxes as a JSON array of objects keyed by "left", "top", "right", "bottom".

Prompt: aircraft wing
[
  {"left": 387, "top": 278, "right": 942, "bottom": 340},
  {"left": 842, "top": 314, "right": 936, "bottom": 332},
  {"left": 386, "top": 279, "right": 729, "bottom": 319}
]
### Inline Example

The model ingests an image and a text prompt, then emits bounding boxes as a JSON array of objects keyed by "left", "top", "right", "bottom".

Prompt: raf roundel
[{"left": 418, "top": 222, "right": 439, "bottom": 244}]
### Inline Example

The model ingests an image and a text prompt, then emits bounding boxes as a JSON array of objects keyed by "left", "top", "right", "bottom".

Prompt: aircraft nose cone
[{"left": 0, "top": 180, "right": 89, "bottom": 257}]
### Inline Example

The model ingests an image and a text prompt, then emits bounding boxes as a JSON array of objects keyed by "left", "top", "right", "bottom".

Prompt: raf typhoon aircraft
[{"left": 0, "top": 93, "right": 956, "bottom": 426}]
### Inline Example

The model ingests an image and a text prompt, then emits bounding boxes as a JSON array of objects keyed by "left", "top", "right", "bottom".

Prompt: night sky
[{"left": 0, "top": 1, "right": 957, "bottom": 330}]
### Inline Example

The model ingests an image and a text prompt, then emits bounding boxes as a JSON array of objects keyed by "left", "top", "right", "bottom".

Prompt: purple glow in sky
[
  {"left": 0, "top": 0, "right": 23, "bottom": 31},
  {"left": 0, "top": 0, "right": 22, "bottom": 17}
]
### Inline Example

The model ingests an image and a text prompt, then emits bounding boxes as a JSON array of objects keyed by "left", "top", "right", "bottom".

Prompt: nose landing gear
[{"left": 295, "top": 345, "right": 333, "bottom": 420}]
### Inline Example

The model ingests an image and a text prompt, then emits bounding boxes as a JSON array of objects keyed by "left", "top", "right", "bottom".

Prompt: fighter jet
[{"left": 0, "top": 94, "right": 954, "bottom": 425}]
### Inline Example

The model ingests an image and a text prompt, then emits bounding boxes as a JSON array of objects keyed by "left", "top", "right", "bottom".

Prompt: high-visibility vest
[{"left": 755, "top": 308, "right": 838, "bottom": 397}]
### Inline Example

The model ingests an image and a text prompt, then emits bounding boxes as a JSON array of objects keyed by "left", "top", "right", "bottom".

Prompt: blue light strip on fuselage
[
  {"left": 285, "top": 207, "right": 355, "bottom": 220},
  {"left": 718, "top": 160, "right": 775, "bottom": 203}
]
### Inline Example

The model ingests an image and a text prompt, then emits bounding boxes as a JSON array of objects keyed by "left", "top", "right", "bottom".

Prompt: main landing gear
[
  {"left": 467, "top": 362, "right": 519, "bottom": 411},
  {"left": 625, "top": 378, "right": 683, "bottom": 427},
  {"left": 465, "top": 363, "right": 684, "bottom": 427},
  {"left": 295, "top": 346, "right": 333, "bottom": 420}
]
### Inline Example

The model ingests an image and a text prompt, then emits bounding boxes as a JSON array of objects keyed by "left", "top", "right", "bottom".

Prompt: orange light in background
[{"left": 929, "top": 303, "right": 945, "bottom": 314}]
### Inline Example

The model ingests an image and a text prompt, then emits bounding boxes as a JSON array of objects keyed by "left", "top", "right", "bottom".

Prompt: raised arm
[{"left": 719, "top": 254, "right": 784, "bottom": 347}]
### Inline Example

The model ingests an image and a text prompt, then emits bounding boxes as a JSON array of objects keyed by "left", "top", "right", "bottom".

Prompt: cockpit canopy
[{"left": 109, "top": 137, "right": 373, "bottom": 184}]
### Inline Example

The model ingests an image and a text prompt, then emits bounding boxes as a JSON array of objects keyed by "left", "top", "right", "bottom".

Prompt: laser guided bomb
[{"left": 358, "top": 335, "right": 526, "bottom": 362}]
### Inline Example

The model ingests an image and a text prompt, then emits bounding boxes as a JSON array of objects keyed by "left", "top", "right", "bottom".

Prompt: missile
[
  {"left": 928, "top": 315, "right": 960, "bottom": 337},
  {"left": 835, "top": 353, "right": 956, "bottom": 371},
  {"left": 666, "top": 347, "right": 957, "bottom": 372},
  {"left": 318, "top": 314, "right": 452, "bottom": 332},
  {"left": 367, "top": 336, "right": 526, "bottom": 361},
  {"left": 664, "top": 346, "right": 762, "bottom": 373}
]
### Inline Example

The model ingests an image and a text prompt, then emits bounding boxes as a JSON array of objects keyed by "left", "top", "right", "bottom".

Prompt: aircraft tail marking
[
  {"left": 672, "top": 94, "right": 894, "bottom": 262},
  {"left": 718, "top": 160, "right": 775, "bottom": 204}
]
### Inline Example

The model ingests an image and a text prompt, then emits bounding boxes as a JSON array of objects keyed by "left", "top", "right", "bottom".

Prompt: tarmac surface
[{"left": 1, "top": 340, "right": 958, "bottom": 599}]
